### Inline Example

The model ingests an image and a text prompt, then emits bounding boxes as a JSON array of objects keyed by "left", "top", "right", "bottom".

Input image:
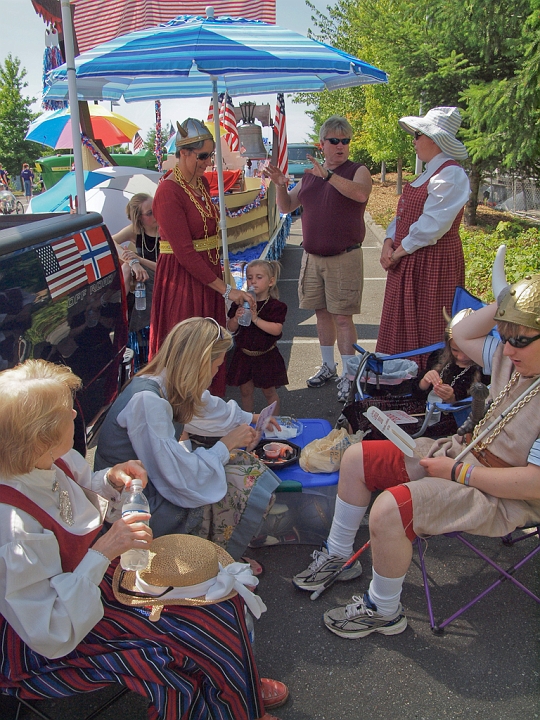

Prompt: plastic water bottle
[
  {"left": 238, "top": 286, "right": 257, "bottom": 327},
  {"left": 245, "top": 607, "right": 255, "bottom": 648},
  {"left": 134, "top": 281, "right": 146, "bottom": 311},
  {"left": 427, "top": 390, "right": 442, "bottom": 427},
  {"left": 120, "top": 478, "right": 150, "bottom": 571}
]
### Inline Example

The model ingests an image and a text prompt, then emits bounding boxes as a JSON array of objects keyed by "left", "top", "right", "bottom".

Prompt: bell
[{"left": 237, "top": 124, "right": 267, "bottom": 160}]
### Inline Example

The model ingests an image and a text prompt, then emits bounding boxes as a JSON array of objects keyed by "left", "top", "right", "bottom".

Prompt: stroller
[
  {"left": 338, "top": 287, "right": 487, "bottom": 441},
  {"left": 0, "top": 190, "right": 24, "bottom": 215}
]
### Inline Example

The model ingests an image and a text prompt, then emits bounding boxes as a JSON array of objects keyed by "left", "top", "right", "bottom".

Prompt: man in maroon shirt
[{"left": 265, "top": 116, "right": 372, "bottom": 402}]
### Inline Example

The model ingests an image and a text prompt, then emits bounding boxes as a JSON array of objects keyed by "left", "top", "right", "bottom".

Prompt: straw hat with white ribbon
[{"left": 113, "top": 534, "right": 267, "bottom": 622}]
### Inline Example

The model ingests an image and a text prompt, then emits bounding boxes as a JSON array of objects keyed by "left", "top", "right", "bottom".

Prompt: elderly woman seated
[{"left": 0, "top": 359, "right": 286, "bottom": 719}]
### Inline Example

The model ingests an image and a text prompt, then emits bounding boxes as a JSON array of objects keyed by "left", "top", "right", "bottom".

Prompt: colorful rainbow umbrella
[{"left": 25, "top": 104, "right": 140, "bottom": 148}]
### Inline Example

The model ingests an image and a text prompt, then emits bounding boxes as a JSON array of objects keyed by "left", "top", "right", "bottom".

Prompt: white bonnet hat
[{"left": 398, "top": 106, "right": 468, "bottom": 160}]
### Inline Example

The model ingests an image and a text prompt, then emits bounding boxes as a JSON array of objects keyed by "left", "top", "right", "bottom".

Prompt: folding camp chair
[
  {"left": 0, "top": 684, "right": 131, "bottom": 720},
  {"left": 415, "top": 525, "right": 540, "bottom": 634}
]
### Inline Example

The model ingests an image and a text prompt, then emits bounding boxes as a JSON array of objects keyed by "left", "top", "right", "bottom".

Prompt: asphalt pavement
[{"left": 15, "top": 214, "right": 539, "bottom": 720}]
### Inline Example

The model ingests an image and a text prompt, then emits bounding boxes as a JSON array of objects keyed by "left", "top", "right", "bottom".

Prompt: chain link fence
[{"left": 479, "top": 175, "right": 540, "bottom": 218}]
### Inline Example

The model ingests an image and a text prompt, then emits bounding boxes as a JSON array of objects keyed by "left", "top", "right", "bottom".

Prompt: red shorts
[
  {"left": 362, "top": 440, "right": 409, "bottom": 492},
  {"left": 362, "top": 440, "right": 416, "bottom": 541}
]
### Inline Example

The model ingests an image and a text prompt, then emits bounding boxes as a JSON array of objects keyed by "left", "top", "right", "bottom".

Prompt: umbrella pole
[
  {"left": 211, "top": 78, "right": 232, "bottom": 285},
  {"left": 60, "top": 0, "right": 86, "bottom": 214}
]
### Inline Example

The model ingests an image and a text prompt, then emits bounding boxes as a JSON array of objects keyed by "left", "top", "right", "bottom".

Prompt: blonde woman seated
[
  {"left": 95, "top": 317, "right": 280, "bottom": 560},
  {"left": 0, "top": 359, "right": 284, "bottom": 720}
]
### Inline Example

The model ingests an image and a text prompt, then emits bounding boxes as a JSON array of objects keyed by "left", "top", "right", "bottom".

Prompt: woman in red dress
[{"left": 150, "top": 118, "right": 253, "bottom": 394}]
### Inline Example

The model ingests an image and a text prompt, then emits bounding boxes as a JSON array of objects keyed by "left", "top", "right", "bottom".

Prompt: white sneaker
[
  {"left": 307, "top": 362, "right": 338, "bottom": 388},
  {"left": 336, "top": 375, "right": 352, "bottom": 402}
]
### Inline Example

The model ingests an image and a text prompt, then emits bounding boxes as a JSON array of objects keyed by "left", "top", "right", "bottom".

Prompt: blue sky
[{"left": 0, "top": 0, "right": 336, "bottom": 143}]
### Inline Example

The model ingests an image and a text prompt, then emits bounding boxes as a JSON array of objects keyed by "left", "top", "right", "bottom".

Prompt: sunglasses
[
  {"left": 205, "top": 316, "right": 224, "bottom": 340},
  {"left": 414, "top": 131, "right": 424, "bottom": 140},
  {"left": 499, "top": 332, "right": 540, "bottom": 349},
  {"left": 324, "top": 137, "right": 351, "bottom": 146},
  {"left": 193, "top": 151, "right": 214, "bottom": 161}
]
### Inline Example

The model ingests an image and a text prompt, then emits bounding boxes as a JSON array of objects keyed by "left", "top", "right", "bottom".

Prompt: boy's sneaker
[
  {"left": 336, "top": 375, "right": 352, "bottom": 402},
  {"left": 306, "top": 362, "right": 337, "bottom": 388},
  {"left": 292, "top": 547, "right": 362, "bottom": 591},
  {"left": 323, "top": 593, "right": 407, "bottom": 639}
]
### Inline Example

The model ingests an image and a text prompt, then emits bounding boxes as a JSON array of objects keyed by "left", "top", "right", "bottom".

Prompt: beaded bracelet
[
  {"left": 222, "top": 284, "right": 232, "bottom": 302},
  {"left": 128, "top": 257, "right": 141, "bottom": 267},
  {"left": 451, "top": 461, "right": 463, "bottom": 483}
]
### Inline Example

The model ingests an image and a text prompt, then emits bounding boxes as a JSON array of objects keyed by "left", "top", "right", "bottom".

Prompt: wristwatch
[
  {"left": 324, "top": 169, "right": 334, "bottom": 182},
  {"left": 222, "top": 284, "right": 232, "bottom": 302}
]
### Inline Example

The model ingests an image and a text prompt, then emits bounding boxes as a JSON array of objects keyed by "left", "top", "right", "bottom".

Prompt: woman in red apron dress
[{"left": 376, "top": 107, "right": 470, "bottom": 371}]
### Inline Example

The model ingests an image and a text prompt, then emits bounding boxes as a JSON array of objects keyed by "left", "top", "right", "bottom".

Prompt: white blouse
[
  {"left": 386, "top": 152, "right": 470, "bottom": 254},
  {"left": 115, "top": 377, "right": 253, "bottom": 508},
  {"left": 0, "top": 450, "right": 122, "bottom": 659}
]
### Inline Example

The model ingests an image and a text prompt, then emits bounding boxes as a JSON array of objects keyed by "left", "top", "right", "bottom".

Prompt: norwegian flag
[
  {"left": 273, "top": 93, "right": 288, "bottom": 177},
  {"left": 36, "top": 236, "right": 88, "bottom": 300},
  {"left": 220, "top": 93, "right": 239, "bottom": 152},
  {"left": 133, "top": 132, "right": 144, "bottom": 152},
  {"left": 73, "top": 227, "right": 116, "bottom": 284}
]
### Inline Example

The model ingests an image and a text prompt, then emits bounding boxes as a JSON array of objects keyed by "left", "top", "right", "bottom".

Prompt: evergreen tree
[{"left": 0, "top": 55, "right": 41, "bottom": 178}]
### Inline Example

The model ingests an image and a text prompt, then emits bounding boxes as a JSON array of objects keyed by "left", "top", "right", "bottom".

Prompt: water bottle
[
  {"left": 426, "top": 390, "right": 442, "bottom": 427},
  {"left": 238, "top": 286, "right": 257, "bottom": 327},
  {"left": 120, "top": 478, "right": 150, "bottom": 571},
  {"left": 245, "top": 607, "right": 255, "bottom": 648},
  {"left": 134, "top": 281, "right": 146, "bottom": 311}
]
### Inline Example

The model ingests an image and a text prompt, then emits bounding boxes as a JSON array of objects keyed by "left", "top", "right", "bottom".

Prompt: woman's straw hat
[
  {"left": 398, "top": 106, "right": 468, "bottom": 160},
  {"left": 113, "top": 534, "right": 265, "bottom": 622}
]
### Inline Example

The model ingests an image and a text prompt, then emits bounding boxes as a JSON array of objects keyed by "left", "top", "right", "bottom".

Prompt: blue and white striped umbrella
[
  {"left": 44, "top": 12, "right": 387, "bottom": 275},
  {"left": 44, "top": 15, "right": 388, "bottom": 102}
]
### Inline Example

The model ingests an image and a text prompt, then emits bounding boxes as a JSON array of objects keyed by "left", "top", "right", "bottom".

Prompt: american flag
[
  {"left": 207, "top": 95, "right": 220, "bottom": 130},
  {"left": 70, "top": 1, "right": 277, "bottom": 53},
  {"left": 133, "top": 132, "right": 144, "bottom": 152},
  {"left": 36, "top": 237, "right": 88, "bottom": 300},
  {"left": 73, "top": 227, "right": 116, "bottom": 284},
  {"left": 168, "top": 122, "right": 176, "bottom": 139},
  {"left": 273, "top": 93, "right": 288, "bottom": 177},
  {"left": 220, "top": 93, "right": 239, "bottom": 152}
]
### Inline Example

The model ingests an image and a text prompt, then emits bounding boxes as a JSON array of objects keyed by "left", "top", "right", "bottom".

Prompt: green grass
[{"left": 461, "top": 220, "right": 540, "bottom": 302}]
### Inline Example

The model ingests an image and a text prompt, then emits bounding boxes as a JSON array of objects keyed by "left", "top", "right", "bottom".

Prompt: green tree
[
  {"left": 0, "top": 54, "right": 41, "bottom": 178},
  {"left": 145, "top": 128, "right": 169, "bottom": 154},
  {"left": 303, "top": 0, "right": 536, "bottom": 224}
]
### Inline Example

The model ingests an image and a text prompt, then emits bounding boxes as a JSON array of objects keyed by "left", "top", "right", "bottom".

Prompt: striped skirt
[{"left": 0, "top": 566, "right": 264, "bottom": 720}]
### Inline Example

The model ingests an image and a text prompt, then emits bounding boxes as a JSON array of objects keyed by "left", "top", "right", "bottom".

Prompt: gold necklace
[
  {"left": 257, "top": 296, "right": 271, "bottom": 315},
  {"left": 141, "top": 228, "right": 159, "bottom": 262},
  {"left": 472, "top": 372, "right": 540, "bottom": 450},
  {"left": 173, "top": 167, "right": 220, "bottom": 265}
]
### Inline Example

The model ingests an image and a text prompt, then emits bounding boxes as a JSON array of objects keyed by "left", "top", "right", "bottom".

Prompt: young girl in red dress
[{"left": 227, "top": 260, "right": 288, "bottom": 413}]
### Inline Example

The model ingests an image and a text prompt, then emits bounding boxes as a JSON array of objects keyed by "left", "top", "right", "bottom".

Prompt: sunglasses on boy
[
  {"left": 498, "top": 332, "right": 540, "bottom": 349},
  {"left": 324, "top": 137, "right": 351, "bottom": 146},
  {"left": 414, "top": 131, "right": 424, "bottom": 140}
]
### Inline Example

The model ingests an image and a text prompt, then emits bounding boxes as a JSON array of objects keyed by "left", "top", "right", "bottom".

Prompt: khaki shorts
[{"left": 298, "top": 247, "right": 363, "bottom": 315}]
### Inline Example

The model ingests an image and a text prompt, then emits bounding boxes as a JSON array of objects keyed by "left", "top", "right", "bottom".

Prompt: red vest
[{"left": 0, "top": 459, "right": 101, "bottom": 572}]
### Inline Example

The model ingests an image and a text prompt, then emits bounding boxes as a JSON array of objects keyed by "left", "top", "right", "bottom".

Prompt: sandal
[
  {"left": 261, "top": 678, "right": 289, "bottom": 710},
  {"left": 241, "top": 556, "right": 264, "bottom": 576}
]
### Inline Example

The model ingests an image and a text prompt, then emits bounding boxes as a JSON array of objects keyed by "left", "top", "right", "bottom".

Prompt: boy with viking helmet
[{"left": 293, "top": 250, "right": 540, "bottom": 639}]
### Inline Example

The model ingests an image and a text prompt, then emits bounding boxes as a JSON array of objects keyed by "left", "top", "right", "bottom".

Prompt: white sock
[
  {"left": 339, "top": 354, "right": 355, "bottom": 377},
  {"left": 320, "top": 346, "right": 336, "bottom": 369},
  {"left": 368, "top": 569, "right": 405, "bottom": 616},
  {"left": 326, "top": 496, "right": 368, "bottom": 558}
]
